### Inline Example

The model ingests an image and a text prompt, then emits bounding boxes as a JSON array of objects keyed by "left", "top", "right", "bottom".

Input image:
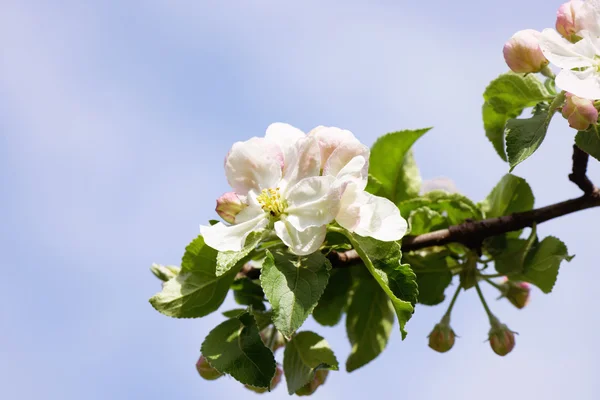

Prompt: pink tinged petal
[
  {"left": 284, "top": 176, "right": 341, "bottom": 231},
  {"left": 503, "top": 29, "right": 549, "bottom": 73},
  {"left": 264, "top": 122, "right": 306, "bottom": 165},
  {"left": 324, "top": 141, "right": 370, "bottom": 181},
  {"left": 308, "top": 126, "right": 359, "bottom": 169},
  {"left": 215, "top": 192, "right": 246, "bottom": 224},
  {"left": 274, "top": 219, "right": 327, "bottom": 255},
  {"left": 225, "top": 137, "right": 284, "bottom": 195},
  {"left": 556, "top": 68, "right": 600, "bottom": 99},
  {"left": 335, "top": 182, "right": 363, "bottom": 232},
  {"left": 539, "top": 29, "right": 596, "bottom": 69},
  {"left": 280, "top": 136, "right": 321, "bottom": 192},
  {"left": 200, "top": 212, "right": 268, "bottom": 252}
]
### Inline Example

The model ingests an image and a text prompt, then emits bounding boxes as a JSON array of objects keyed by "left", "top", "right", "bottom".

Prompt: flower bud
[
  {"left": 245, "top": 365, "right": 283, "bottom": 393},
  {"left": 215, "top": 192, "right": 245, "bottom": 223},
  {"left": 500, "top": 279, "right": 531, "bottom": 309},
  {"left": 562, "top": 93, "right": 599, "bottom": 131},
  {"left": 150, "top": 263, "right": 179, "bottom": 282},
  {"left": 295, "top": 370, "right": 328, "bottom": 396},
  {"left": 488, "top": 321, "right": 516, "bottom": 356},
  {"left": 503, "top": 29, "right": 549, "bottom": 73},
  {"left": 260, "top": 328, "right": 285, "bottom": 353},
  {"left": 556, "top": 1, "right": 587, "bottom": 41},
  {"left": 428, "top": 317, "right": 456, "bottom": 353},
  {"left": 196, "top": 355, "right": 223, "bottom": 381}
]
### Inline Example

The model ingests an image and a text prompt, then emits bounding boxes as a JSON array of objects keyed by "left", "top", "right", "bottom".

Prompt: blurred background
[{"left": 1, "top": 1, "right": 599, "bottom": 399}]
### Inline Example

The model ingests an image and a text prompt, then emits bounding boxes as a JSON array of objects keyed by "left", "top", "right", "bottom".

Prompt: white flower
[
  {"left": 310, "top": 126, "right": 408, "bottom": 241},
  {"left": 201, "top": 123, "right": 341, "bottom": 255}
]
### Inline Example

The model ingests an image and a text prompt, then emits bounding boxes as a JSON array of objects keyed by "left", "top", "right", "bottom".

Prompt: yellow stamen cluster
[{"left": 256, "top": 188, "right": 288, "bottom": 217}]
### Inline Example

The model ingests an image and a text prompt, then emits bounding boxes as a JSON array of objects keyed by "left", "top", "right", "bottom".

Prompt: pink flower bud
[
  {"left": 500, "top": 279, "right": 531, "bottom": 309},
  {"left": 562, "top": 93, "right": 599, "bottom": 131},
  {"left": 295, "top": 370, "right": 328, "bottom": 396},
  {"left": 428, "top": 319, "right": 456, "bottom": 353},
  {"left": 488, "top": 322, "right": 516, "bottom": 356},
  {"left": 503, "top": 29, "right": 549, "bottom": 74},
  {"left": 245, "top": 365, "right": 283, "bottom": 393},
  {"left": 196, "top": 355, "right": 223, "bottom": 381},
  {"left": 215, "top": 192, "right": 245, "bottom": 223},
  {"left": 556, "top": 1, "right": 587, "bottom": 41}
]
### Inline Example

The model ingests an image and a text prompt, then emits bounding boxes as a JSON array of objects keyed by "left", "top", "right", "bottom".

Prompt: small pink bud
[
  {"left": 428, "top": 317, "right": 456, "bottom": 353},
  {"left": 500, "top": 279, "right": 531, "bottom": 309},
  {"left": 503, "top": 29, "right": 549, "bottom": 74},
  {"left": 556, "top": 1, "right": 587, "bottom": 41},
  {"left": 562, "top": 93, "right": 599, "bottom": 131},
  {"left": 215, "top": 192, "right": 245, "bottom": 223},
  {"left": 488, "top": 321, "right": 516, "bottom": 356},
  {"left": 196, "top": 355, "right": 223, "bottom": 381},
  {"left": 295, "top": 370, "right": 328, "bottom": 396},
  {"left": 245, "top": 365, "right": 283, "bottom": 393}
]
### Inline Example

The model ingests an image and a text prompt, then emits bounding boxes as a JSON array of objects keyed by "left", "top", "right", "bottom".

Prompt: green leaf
[
  {"left": 480, "top": 174, "right": 534, "bottom": 220},
  {"left": 407, "top": 206, "right": 448, "bottom": 235},
  {"left": 399, "top": 191, "right": 483, "bottom": 225},
  {"left": 505, "top": 92, "right": 565, "bottom": 171},
  {"left": 232, "top": 277, "right": 266, "bottom": 311},
  {"left": 222, "top": 308, "right": 247, "bottom": 318},
  {"left": 575, "top": 130, "right": 600, "bottom": 162},
  {"left": 201, "top": 311, "right": 276, "bottom": 388},
  {"left": 313, "top": 268, "right": 353, "bottom": 327},
  {"left": 216, "top": 231, "right": 264, "bottom": 277},
  {"left": 283, "top": 331, "right": 339, "bottom": 394},
  {"left": 340, "top": 231, "right": 418, "bottom": 339},
  {"left": 516, "top": 236, "right": 574, "bottom": 293},
  {"left": 260, "top": 251, "right": 331, "bottom": 339},
  {"left": 494, "top": 238, "right": 529, "bottom": 275},
  {"left": 403, "top": 249, "right": 453, "bottom": 306},
  {"left": 367, "top": 129, "right": 431, "bottom": 203},
  {"left": 482, "top": 73, "right": 552, "bottom": 160},
  {"left": 149, "top": 235, "right": 238, "bottom": 318},
  {"left": 345, "top": 275, "right": 394, "bottom": 372}
]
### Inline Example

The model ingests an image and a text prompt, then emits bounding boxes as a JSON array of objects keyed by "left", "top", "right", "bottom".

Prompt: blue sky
[{"left": 1, "top": 1, "right": 599, "bottom": 399}]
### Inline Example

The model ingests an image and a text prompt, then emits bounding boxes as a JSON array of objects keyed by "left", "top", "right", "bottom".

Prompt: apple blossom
[
  {"left": 215, "top": 192, "right": 246, "bottom": 224},
  {"left": 562, "top": 92, "right": 599, "bottom": 130},
  {"left": 500, "top": 279, "right": 531, "bottom": 309},
  {"left": 503, "top": 29, "right": 549, "bottom": 73},
  {"left": 556, "top": 0, "right": 600, "bottom": 40}
]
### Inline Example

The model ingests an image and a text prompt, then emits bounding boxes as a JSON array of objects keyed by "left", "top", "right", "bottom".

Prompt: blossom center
[{"left": 256, "top": 188, "right": 288, "bottom": 217}]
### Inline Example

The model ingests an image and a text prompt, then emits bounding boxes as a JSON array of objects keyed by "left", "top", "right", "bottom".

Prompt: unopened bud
[
  {"left": 295, "top": 370, "right": 328, "bottom": 396},
  {"left": 428, "top": 317, "right": 456, "bottom": 353},
  {"left": 556, "top": 1, "right": 587, "bottom": 42},
  {"left": 245, "top": 365, "right": 283, "bottom": 393},
  {"left": 216, "top": 192, "right": 245, "bottom": 223},
  {"left": 500, "top": 279, "right": 531, "bottom": 309},
  {"left": 488, "top": 320, "right": 516, "bottom": 356},
  {"left": 503, "top": 29, "right": 549, "bottom": 74},
  {"left": 260, "top": 328, "right": 285, "bottom": 353},
  {"left": 562, "top": 93, "right": 599, "bottom": 131},
  {"left": 150, "top": 263, "right": 179, "bottom": 282},
  {"left": 196, "top": 355, "right": 223, "bottom": 381}
]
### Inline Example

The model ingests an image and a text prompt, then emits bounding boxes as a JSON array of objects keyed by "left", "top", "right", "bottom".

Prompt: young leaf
[
  {"left": 367, "top": 129, "right": 431, "bottom": 203},
  {"left": 517, "top": 236, "right": 574, "bottom": 293},
  {"left": 575, "top": 130, "right": 600, "bottom": 162},
  {"left": 480, "top": 174, "right": 534, "bottom": 218},
  {"left": 339, "top": 231, "right": 418, "bottom": 339},
  {"left": 313, "top": 268, "right": 353, "bottom": 327},
  {"left": 216, "top": 231, "right": 264, "bottom": 277},
  {"left": 399, "top": 191, "right": 483, "bottom": 225},
  {"left": 404, "top": 249, "right": 453, "bottom": 306},
  {"left": 407, "top": 207, "right": 448, "bottom": 235},
  {"left": 232, "top": 277, "right": 266, "bottom": 311},
  {"left": 283, "top": 331, "right": 339, "bottom": 394},
  {"left": 260, "top": 251, "right": 331, "bottom": 339},
  {"left": 345, "top": 275, "right": 394, "bottom": 372},
  {"left": 201, "top": 311, "right": 276, "bottom": 388},
  {"left": 149, "top": 235, "right": 238, "bottom": 318}
]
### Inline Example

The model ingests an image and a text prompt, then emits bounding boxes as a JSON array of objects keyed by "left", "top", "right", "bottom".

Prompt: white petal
[
  {"left": 582, "top": 1, "right": 600, "bottom": 35},
  {"left": 274, "top": 219, "right": 327, "bottom": 255},
  {"left": 324, "top": 141, "right": 370, "bottom": 183},
  {"left": 264, "top": 122, "right": 306, "bottom": 165},
  {"left": 308, "top": 126, "right": 359, "bottom": 169},
  {"left": 336, "top": 183, "right": 407, "bottom": 241},
  {"left": 556, "top": 68, "right": 600, "bottom": 99},
  {"left": 201, "top": 212, "right": 268, "bottom": 252},
  {"left": 539, "top": 29, "right": 595, "bottom": 69},
  {"left": 285, "top": 175, "right": 341, "bottom": 231},
  {"left": 225, "top": 137, "right": 283, "bottom": 195},
  {"left": 280, "top": 136, "right": 321, "bottom": 192}
]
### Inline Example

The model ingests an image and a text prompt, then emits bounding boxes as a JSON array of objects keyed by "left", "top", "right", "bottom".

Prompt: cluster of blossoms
[
  {"left": 503, "top": 0, "right": 600, "bottom": 130},
  {"left": 201, "top": 123, "right": 407, "bottom": 255}
]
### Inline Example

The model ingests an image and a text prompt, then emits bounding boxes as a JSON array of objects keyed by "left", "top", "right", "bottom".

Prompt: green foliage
[
  {"left": 575, "top": 130, "right": 600, "bottom": 162},
  {"left": 404, "top": 248, "right": 453, "bottom": 306},
  {"left": 400, "top": 191, "right": 484, "bottom": 225},
  {"left": 482, "top": 72, "right": 553, "bottom": 160},
  {"left": 232, "top": 277, "right": 266, "bottom": 310},
  {"left": 260, "top": 251, "right": 331, "bottom": 339},
  {"left": 313, "top": 268, "right": 353, "bottom": 326},
  {"left": 283, "top": 331, "right": 339, "bottom": 394},
  {"left": 201, "top": 311, "right": 276, "bottom": 388},
  {"left": 366, "top": 129, "right": 431, "bottom": 203},
  {"left": 480, "top": 174, "right": 534, "bottom": 218},
  {"left": 216, "top": 231, "right": 264, "bottom": 276},
  {"left": 345, "top": 273, "right": 394, "bottom": 372},
  {"left": 149, "top": 235, "right": 238, "bottom": 318},
  {"left": 407, "top": 207, "right": 448, "bottom": 235},
  {"left": 516, "top": 236, "right": 574, "bottom": 293}
]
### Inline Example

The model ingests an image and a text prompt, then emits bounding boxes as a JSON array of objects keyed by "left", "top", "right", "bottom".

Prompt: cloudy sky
[{"left": 2, "top": 1, "right": 599, "bottom": 399}]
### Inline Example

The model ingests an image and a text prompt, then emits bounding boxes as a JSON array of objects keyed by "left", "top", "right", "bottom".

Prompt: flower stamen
[{"left": 257, "top": 188, "right": 288, "bottom": 217}]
